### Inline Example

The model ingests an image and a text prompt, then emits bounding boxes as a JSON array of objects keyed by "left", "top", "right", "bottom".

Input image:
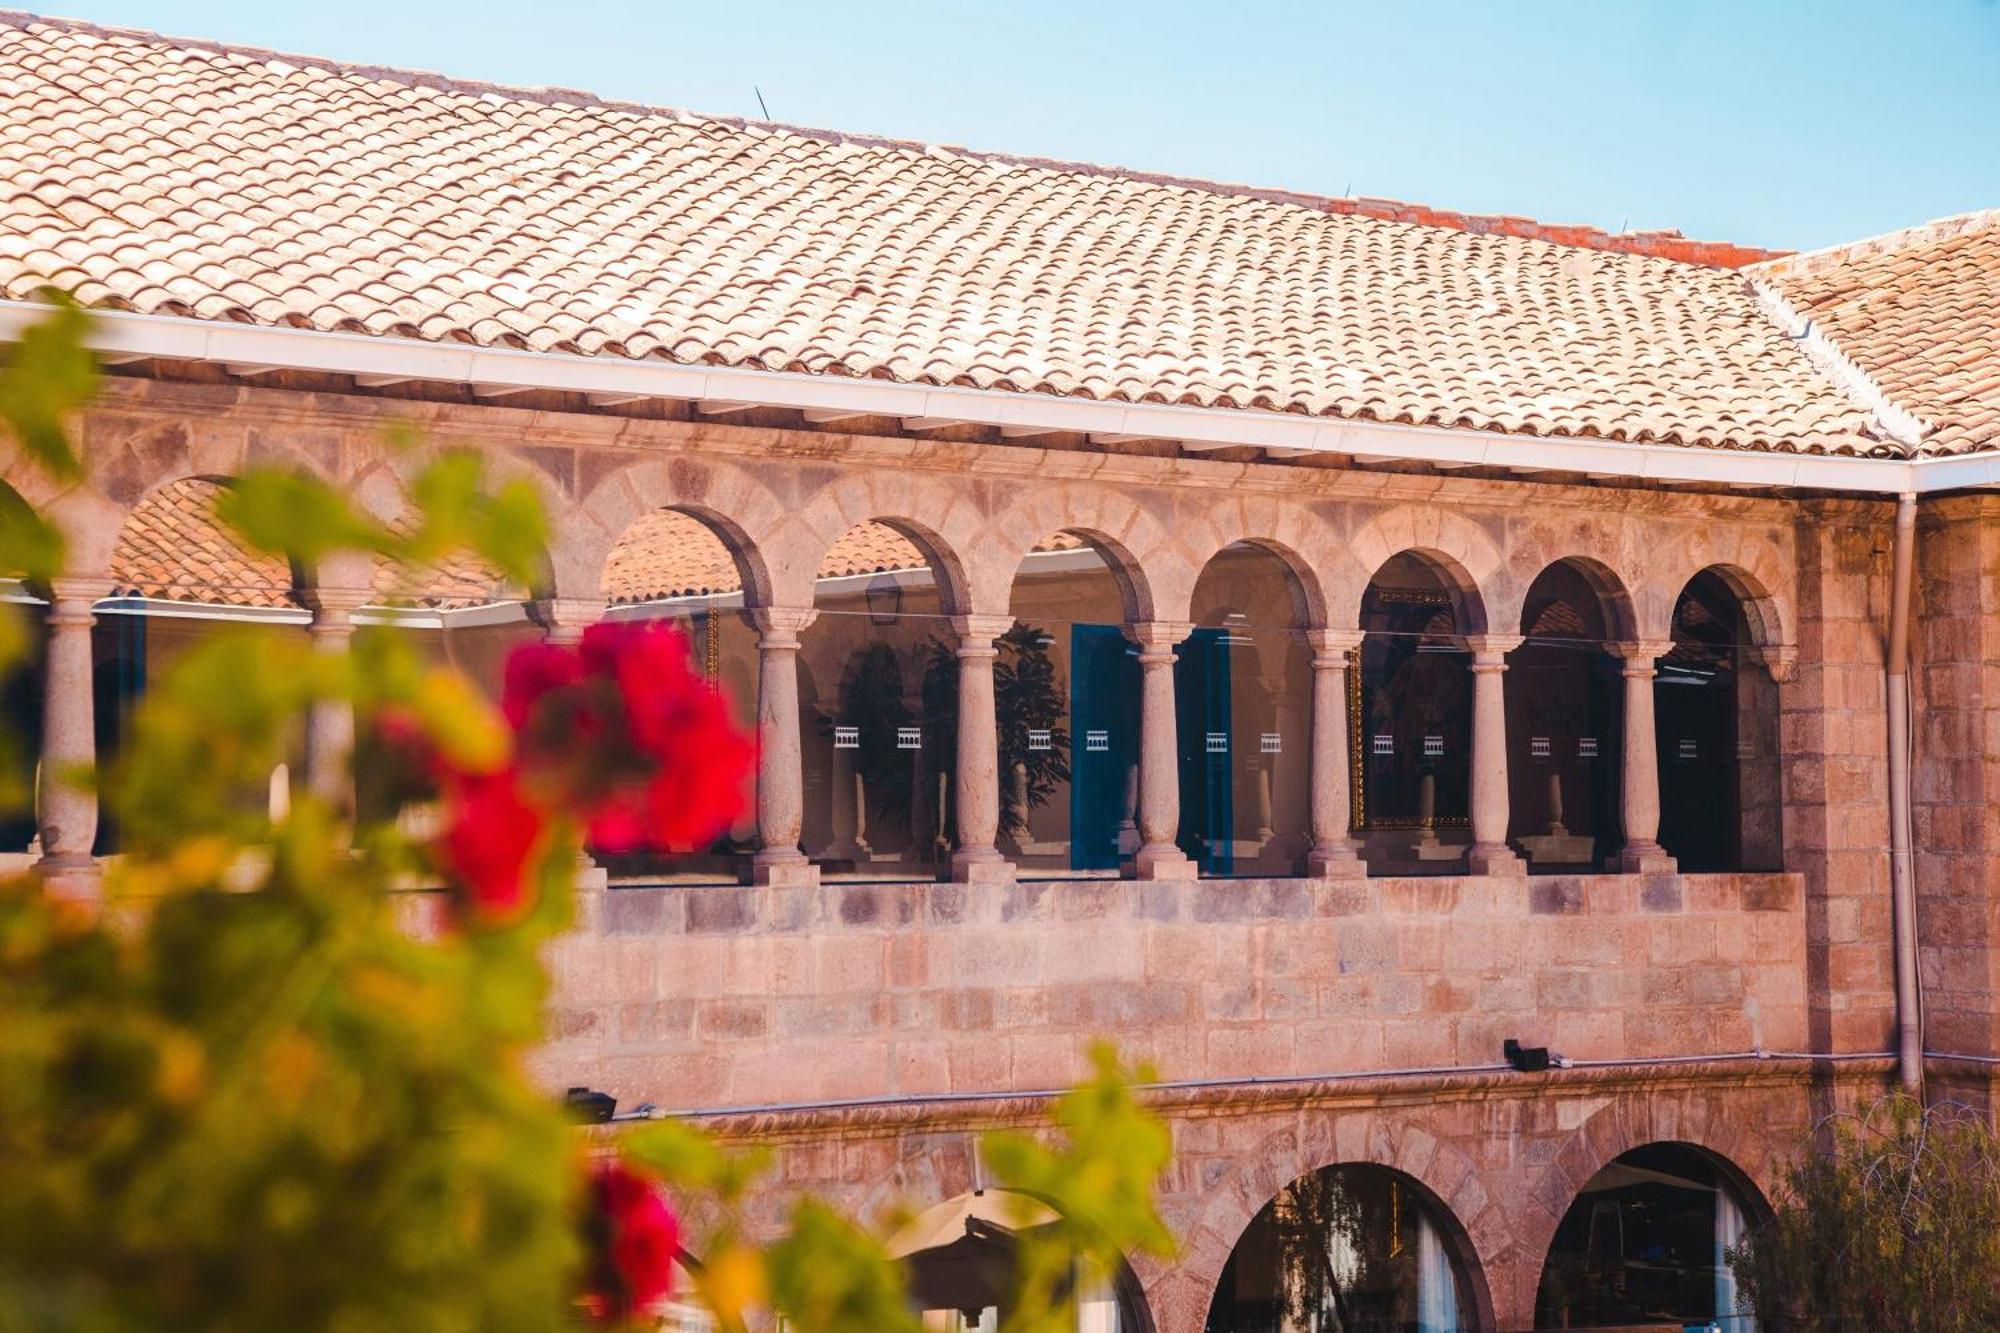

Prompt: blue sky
[{"left": 60, "top": 0, "right": 2000, "bottom": 252}]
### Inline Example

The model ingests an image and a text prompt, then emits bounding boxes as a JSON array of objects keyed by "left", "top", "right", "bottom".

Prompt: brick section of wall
[
  {"left": 1915, "top": 496, "right": 2000, "bottom": 1065},
  {"left": 1786, "top": 501, "right": 1896, "bottom": 1054},
  {"left": 532, "top": 872, "right": 1806, "bottom": 1114}
]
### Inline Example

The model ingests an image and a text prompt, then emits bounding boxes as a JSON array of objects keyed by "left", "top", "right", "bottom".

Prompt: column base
[
  {"left": 1465, "top": 843, "right": 1525, "bottom": 876},
  {"left": 950, "top": 849, "right": 1016, "bottom": 885},
  {"left": 1305, "top": 844, "right": 1368, "bottom": 880},
  {"left": 34, "top": 852, "right": 102, "bottom": 902},
  {"left": 1132, "top": 844, "right": 1197, "bottom": 881},
  {"left": 1616, "top": 842, "right": 1678, "bottom": 875},
  {"left": 752, "top": 850, "right": 820, "bottom": 888}
]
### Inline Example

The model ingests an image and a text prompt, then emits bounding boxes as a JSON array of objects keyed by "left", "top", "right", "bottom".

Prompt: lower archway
[
  {"left": 1534, "top": 1142, "right": 1765, "bottom": 1330},
  {"left": 891, "top": 1189, "right": 1154, "bottom": 1332},
  {"left": 1205, "top": 1163, "right": 1478, "bottom": 1332}
]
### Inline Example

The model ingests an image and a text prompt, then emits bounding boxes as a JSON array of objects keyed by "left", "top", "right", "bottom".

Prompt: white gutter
[{"left": 0, "top": 301, "right": 1958, "bottom": 497}]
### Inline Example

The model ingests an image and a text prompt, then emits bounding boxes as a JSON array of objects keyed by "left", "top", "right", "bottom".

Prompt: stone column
[
  {"left": 35, "top": 577, "right": 112, "bottom": 891},
  {"left": 1463, "top": 634, "right": 1524, "bottom": 875},
  {"left": 303, "top": 586, "right": 370, "bottom": 813},
  {"left": 751, "top": 607, "right": 817, "bottom": 886},
  {"left": 1305, "top": 628, "right": 1366, "bottom": 878},
  {"left": 1612, "top": 639, "right": 1678, "bottom": 874},
  {"left": 1129, "top": 621, "right": 1195, "bottom": 881},
  {"left": 950, "top": 613, "right": 1015, "bottom": 884}
]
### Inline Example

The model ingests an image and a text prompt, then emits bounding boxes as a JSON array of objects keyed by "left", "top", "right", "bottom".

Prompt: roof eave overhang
[{"left": 0, "top": 300, "right": 1961, "bottom": 497}]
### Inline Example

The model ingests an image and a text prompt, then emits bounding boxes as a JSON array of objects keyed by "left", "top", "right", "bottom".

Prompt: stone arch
[
  {"left": 1171, "top": 1114, "right": 1499, "bottom": 1333},
  {"left": 1675, "top": 562, "right": 1788, "bottom": 660},
  {"left": 1357, "top": 547, "right": 1491, "bottom": 636},
  {"left": 986, "top": 488, "right": 1183, "bottom": 625},
  {"left": 1521, "top": 1091, "right": 1779, "bottom": 1295},
  {"left": 1187, "top": 536, "right": 1328, "bottom": 632},
  {"left": 771, "top": 472, "right": 984, "bottom": 615},
  {"left": 561, "top": 455, "right": 791, "bottom": 605},
  {"left": 1176, "top": 496, "right": 1350, "bottom": 632},
  {"left": 1349, "top": 505, "right": 1505, "bottom": 635},
  {"left": 598, "top": 505, "right": 774, "bottom": 611},
  {"left": 1511, "top": 555, "right": 1640, "bottom": 645},
  {"left": 1642, "top": 524, "right": 1793, "bottom": 652},
  {"left": 1005, "top": 526, "right": 1155, "bottom": 626}
]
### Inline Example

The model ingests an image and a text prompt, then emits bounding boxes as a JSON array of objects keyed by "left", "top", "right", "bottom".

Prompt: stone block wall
[
  {"left": 533, "top": 871, "right": 1808, "bottom": 1114},
  {"left": 1915, "top": 496, "right": 2000, "bottom": 1084},
  {"left": 1786, "top": 499, "right": 1897, "bottom": 1055}
]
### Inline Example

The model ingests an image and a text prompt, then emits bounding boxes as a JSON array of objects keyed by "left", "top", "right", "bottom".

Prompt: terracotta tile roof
[
  {"left": 109, "top": 477, "right": 297, "bottom": 607},
  {"left": 1753, "top": 211, "right": 2000, "bottom": 456},
  {"left": 0, "top": 13, "right": 1903, "bottom": 457},
  {"left": 111, "top": 476, "right": 517, "bottom": 610}
]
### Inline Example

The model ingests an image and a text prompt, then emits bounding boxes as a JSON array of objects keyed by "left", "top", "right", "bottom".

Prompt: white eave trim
[{"left": 0, "top": 301, "right": 1966, "bottom": 497}]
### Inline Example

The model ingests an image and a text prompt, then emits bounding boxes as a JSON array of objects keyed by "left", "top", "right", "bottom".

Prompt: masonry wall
[
  {"left": 34, "top": 375, "right": 1913, "bottom": 1330},
  {"left": 534, "top": 872, "right": 1808, "bottom": 1112},
  {"left": 1913, "top": 496, "right": 2000, "bottom": 1099}
]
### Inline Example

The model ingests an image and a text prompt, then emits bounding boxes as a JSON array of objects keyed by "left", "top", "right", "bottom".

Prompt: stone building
[{"left": 2, "top": 11, "right": 1998, "bottom": 1331}]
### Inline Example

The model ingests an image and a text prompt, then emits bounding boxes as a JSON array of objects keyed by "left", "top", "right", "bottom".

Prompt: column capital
[
  {"left": 1460, "top": 633, "right": 1522, "bottom": 666},
  {"left": 750, "top": 605, "right": 816, "bottom": 646},
  {"left": 950, "top": 613, "right": 1016, "bottom": 650},
  {"left": 46, "top": 575, "right": 113, "bottom": 616},
  {"left": 1127, "top": 621, "right": 1194, "bottom": 658},
  {"left": 1608, "top": 639, "right": 1678, "bottom": 668},
  {"left": 1304, "top": 627, "right": 1366, "bottom": 661},
  {"left": 304, "top": 583, "right": 372, "bottom": 635}
]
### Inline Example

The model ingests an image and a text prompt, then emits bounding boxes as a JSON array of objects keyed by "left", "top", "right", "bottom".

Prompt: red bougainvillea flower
[
  {"left": 503, "top": 621, "right": 754, "bottom": 854},
  {"left": 580, "top": 1158, "right": 682, "bottom": 1322},
  {"left": 435, "top": 767, "right": 549, "bottom": 927}
]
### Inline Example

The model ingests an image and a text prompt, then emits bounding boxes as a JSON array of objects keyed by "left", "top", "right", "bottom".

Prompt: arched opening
[
  {"left": 891, "top": 1189, "right": 1154, "bottom": 1332},
  {"left": 1179, "top": 543, "right": 1313, "bottom": 877},
  {"left": 1657, "top": 570, "right": 1782, "bottom": 873},
  {"left": 1353, "top": 553, "right": 1479, "bottom": 874},
  {"left": 1507, "top": 560, "right": 1628, "bottom": 872},
  {"left": 1534, "top": 1142, "right": 1766, "bottom": 1330},
  {"left": 101, "top": 477, "right": 311, "bottom": 852},
  {"left": 593, "top": 507, "right": 765, "bottom": 882},
  {"left": 799, "top": 520, "right": 959, "bottom": 882},
  {"left": 1004, "top": 533, "right": 1141, "bottom": 877},
  {"left": 1206, "top": 1163, "right": 1479, "bottom": 1332}
]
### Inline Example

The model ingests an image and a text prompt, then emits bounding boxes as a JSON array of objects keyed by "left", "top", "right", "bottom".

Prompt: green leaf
[
  {"left": 0, "top": 291, "right": 95, "bottom": 484},
  {"left": 213, "top": 472, "right": 395, "bottom": 568},
  {"left": 766, "top": 1199, "right": 922, "bottom": 1333}
]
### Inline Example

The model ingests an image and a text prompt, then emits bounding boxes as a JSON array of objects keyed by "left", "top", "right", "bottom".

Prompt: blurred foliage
[
  {"left": 1730, "top": 1093, "right": 2000, "bottom": 1332},
  {"left": 0, "top": 298, "right": 1174, "bottom": 1332}
]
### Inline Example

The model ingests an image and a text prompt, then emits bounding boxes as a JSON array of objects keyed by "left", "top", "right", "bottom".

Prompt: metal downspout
[{"left": 1887, "top": 492, "right": 1922, "bottom": 1093}]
